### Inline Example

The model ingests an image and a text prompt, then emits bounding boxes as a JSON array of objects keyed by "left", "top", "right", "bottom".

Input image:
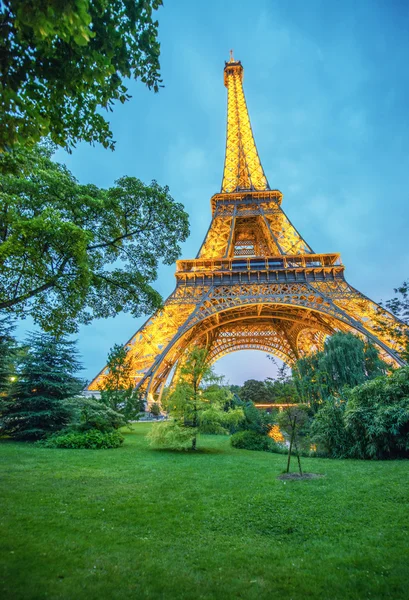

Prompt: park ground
[{"left": 1, "top": 423, "right": 408, "bottom": 600}]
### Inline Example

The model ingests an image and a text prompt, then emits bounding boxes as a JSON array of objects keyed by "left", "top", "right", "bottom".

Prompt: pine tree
[
  {"left": 1, "top": 332, "right": 84, "bottom": 440},
  {"left": 0, "top": 316, "right": 18, "bottom": 397}
]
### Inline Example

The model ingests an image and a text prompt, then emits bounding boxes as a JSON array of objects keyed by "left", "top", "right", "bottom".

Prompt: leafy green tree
[
  {"left": 1, "top": 0, "right": 162, "bottom": 151},
  {"left": 229, "top": 384, "right": 242, "bottom": 398},
  {"left": 0, "top": 332, "right": 84, "bottom": 440},
  {"left": 379, "top": 280, "right": 409, "bottom": 362},
  {"left": 293, "top": 333, "right": 388, "bottom": 411},
  {"left": 237, "top": 401, "right": 275, "bottom": 436},
  {"left": 240, "top": 379, "right": 270, "bottom": 404},
  {"left": 310, "top": 396, "right": 351, "bottom": 458},
  {"left": 148, "top": 348, "right": 243, "bottom": 450},
  {"left": 0, "top": 144, "right": 189, "bottom": 334},
  {"left": 265, "top": 358, "right": 299, "bottom": 403},
  {"left": 292, "top": 352, "right": 326, "bottom": 412},
  {"left": 150, "top": 401, "right": 161, "bottom": 418},
  {"left": 99, "top": 344, "right": 144, "bottom": 424}
]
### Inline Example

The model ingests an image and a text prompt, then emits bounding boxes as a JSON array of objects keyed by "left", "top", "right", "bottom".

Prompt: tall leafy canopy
[
  {"left": 1, "top": 0, "right": 162, "bottom": 151},
  {"left": 0, "top": 144, "right": 189, "bottom": 334},
  {"left": 293, "top": 332, "right": 388, "bottom": 410},
  {"left": 148, "top": 348, "right": 243, "bottom": 450},
  {"left": 380, "top": 280, "right": 409, "bottom": 362},
  {"left": 99, "top": 343, "right": 144, "bottom": 423}
]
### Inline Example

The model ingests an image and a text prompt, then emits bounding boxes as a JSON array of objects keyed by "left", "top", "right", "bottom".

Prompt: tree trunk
[
  {"left": 286, "top": 416, "right": 297, "bottom": 473},
  {"left": 192, "top": 395, "right": 197, "bottom": 451},
  {"left": 294, "top": 440, "right": 303, "bottom": 475}
]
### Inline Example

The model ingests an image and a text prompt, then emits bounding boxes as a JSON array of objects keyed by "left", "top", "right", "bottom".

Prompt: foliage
[
  {"left": 230, "top": 430, "right": 272, "bottom": 452},
  {"left": 99, "top": 344, "right": 144, "bottom": 423},
  {"left": 239, "top": 379, "right": 271, "bottom": 404},
  {"left": 293, "top": 333, "right": 389, "bottom": 411},
  {"left": 238, "top": 401, "right": 275, "bottom": 435},
  {"left": 148, "top": 348, "right": 243, "bottom": 450},
  {"left": 67, "top": 396, "right": 125, "bottom": 433},
  {"left": 379, "top": 280, "right": 409, "bottom": 362},
  {"left": 0, "top": 316, "right": 18, "bottom": 396},
  {"left": 0, "top": 144, "right": 189, "bottom": 334},
  {"left": 311, "top": 367, "right": 409, "bottom": 460},
  {"left": 345, "top": 367, "right": 409, "bottom": 459},
  {"left": 41, "top": 429, "right": 123, "bottom": 449},
  {"left": 265, "top": 377, "right": 299, "bottom": 404},
  {"left": 147, "top": 419, "right": 194, "bottom": 450},
  {"left": 1, "top": 0, "right": 162, "bottom": 151},
  {"left": 277, "top": 405, "right": 310, "bottom": 474},
  {"left": 150, "top": 402, "right": 161, "bottom": 417},
  {"left": 310, "top": 396, "right": 351, "bottom": 458},
  {"left": 236, "top": 366, "right": 299, "bottom": 406},
  {"left": 266, "top": 358, "right": 299, "bottom": 403},
  {"left": 0, "top": 332, "right": 83, "bottom": 440}
]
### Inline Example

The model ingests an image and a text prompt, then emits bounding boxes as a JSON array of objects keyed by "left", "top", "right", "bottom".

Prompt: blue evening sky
[{"left": 21, "top": 0, "right": 409, "bottom": 384}]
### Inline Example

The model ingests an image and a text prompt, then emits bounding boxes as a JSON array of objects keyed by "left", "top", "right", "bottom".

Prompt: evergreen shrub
[
  {"left": 230, "top": 430, "right": 272, "bottom": 451},
  {"left": 68, "top": 397, "right": 125, "bottom": 432},
  {"left": 41, "top": 429, "right": 124, "bottom": 449},
  {"left": 0, "top": 332, "right": 83, "bottom": 440}
]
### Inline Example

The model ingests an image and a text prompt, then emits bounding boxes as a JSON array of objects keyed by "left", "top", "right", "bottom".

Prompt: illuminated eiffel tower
[{"left": 89, "top": 54, "right": 405, "bottom": 400}]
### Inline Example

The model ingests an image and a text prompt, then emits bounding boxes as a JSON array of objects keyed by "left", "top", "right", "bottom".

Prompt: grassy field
[{"left": 1, "top": 423, "right": 408, "bottom": 600}]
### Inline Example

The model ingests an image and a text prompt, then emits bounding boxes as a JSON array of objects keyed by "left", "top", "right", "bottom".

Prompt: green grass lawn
[{"left": 1, "top": 424, "right": 408, "bottom": 600}]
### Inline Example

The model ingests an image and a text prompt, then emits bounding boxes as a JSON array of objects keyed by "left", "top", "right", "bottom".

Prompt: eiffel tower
[{"left": 88, "top": 54, "right": 405, "bottom": 400}]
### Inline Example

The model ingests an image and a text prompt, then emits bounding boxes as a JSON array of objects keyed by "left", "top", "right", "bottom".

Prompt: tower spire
[{"left": 221, "top": 57, "right": 269, "bottom": 193}]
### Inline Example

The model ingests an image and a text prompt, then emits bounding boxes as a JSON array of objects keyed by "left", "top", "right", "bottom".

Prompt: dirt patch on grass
[{"left": 277, "top": 473, "right": 324, "bottom": 481}]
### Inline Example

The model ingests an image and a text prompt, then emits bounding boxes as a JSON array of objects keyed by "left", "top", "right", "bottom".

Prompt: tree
[
  {"left": 148, "top": 348, "right": 244, "bottom": 450},
  {"left": 237, "top": 401, "right": 275, "bottom": 436},
  {"left": 0, "top": 332, "right": 84, "bottom": 440},
  {"left": 310, "top": 396, "right": 351, "bottom": 458},
  {"left": 293, "top": 332, "right": 389, "bottom": 411},
  {"left": 380, "top": 280, "right": 409, "bottom": 362},
  {"left": 1, "top": 0, "right": 162, "bottom": 151},
  {"left": 68, "top": 396, "right": 125, "bottom": 433},
  {"left": 150, "top": 402, "right": 161, "bottom": 418},
  {"left": 0, "top": 316, "right": 18, "bottom": 396},
  {"left": 99, "top": 344, "right": 144, "bottom": 423},
  {"left": 240, "top": 379, "right": 270, "bottom": 404},
  {"left": 277, "top": 406, "right": 310, "bottom": 475},
  {"left": 0, "top": 144, "right": 189, "bottom": 334}
]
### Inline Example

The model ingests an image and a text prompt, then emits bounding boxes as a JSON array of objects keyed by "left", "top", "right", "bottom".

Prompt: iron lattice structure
[{"left": 88, "top": 55, "right": 406, "bottom": 400}]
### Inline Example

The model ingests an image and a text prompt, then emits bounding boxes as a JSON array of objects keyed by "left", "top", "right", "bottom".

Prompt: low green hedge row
[
  {"left": 40, "top": 429, "right": 124, "bottom": 449},
  {"left": 231, "top": 430, "right": 278, "bottom": 452}
]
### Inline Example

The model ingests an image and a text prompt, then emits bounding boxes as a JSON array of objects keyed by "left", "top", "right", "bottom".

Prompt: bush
[
  {"left": 147, "top": 420, "right": 195, "bottom": 450},
  {"left": 231, "top": 402, "right": 275, "bottom": 435},
  {"left": 309, "top": 367, "right": 409, "bottom": 460},
  {"left": 311, "top": 397, "right": 352, "bottom": 458},
  {"left": 345, "top": 367, "right": 409, "bottom": 459},
  {"left": 230, "top": 430, "right": 272, "bottom": 451},
  {"left": 67, "top": 397, "right": 125, "bottom": 433},
  {"left": 41, "top": 429, "right": 124, "bottom": 449},
  {"left": 199, "top": 405, "right": 244, "bottom": 435}
]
